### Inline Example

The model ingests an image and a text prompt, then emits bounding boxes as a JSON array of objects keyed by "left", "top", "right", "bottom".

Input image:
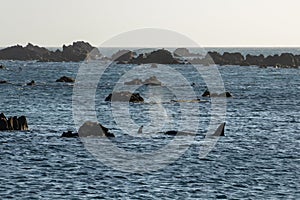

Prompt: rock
[
  {"left": 111, "top": 50, "right": 135, "bottom": 63},
  {"left": 105, "top": 92, "right": 144, "bottom": 103},
  {"left": 0, "top": 113, "right": 28, "bottom": 131},
  {"left": 245, "top": 54, "right": 265, "bottom": 66},
  {"left": 0, "top": 41, "right": 101, "bottom": 62},
  {"left": 130, "top": 49, "right": 181, "bottom": 64},
  {"left": 211, "top": 122, "right": 226, "bottom": 137},
  {"left": 61, "top": 131, "right": 79, "bottom": 138},
  {"left": 164, "top": 130, "right": 195, "bottom": 136},
  {"left": 0, "top": 64, "right": 6, "bottom": 69},
  {"left": 202, "top": 90, "right": 232, "bottom": 97},
  {"left": 124, "top": 78, "right": 143, "bottom": 85},
  {"left": 27, "top": 80, "right": 35, "bottom": 86},
  {"left": 0, "top": 80, "right": 8, "bottom": 84},
  {"left": 61, "top": 41, "right": 101, "bottom": 62},
  {"left": 56, "top": 76, "right": 75, "bottom": 83},
  {"left": 0, "top": 113, "right": 8, "bottom": 131},
  {"left": 143, "top": 76, "right": 162, "bottom": 86},
  {"left": 78, "top": 121, "right": 114, "bottom": 137},
  {"left": 174, "top": 48, "right": 202, "bottom": 57},
  {"left": 18, "top": 116, "right": 28, "bottom": 131}
]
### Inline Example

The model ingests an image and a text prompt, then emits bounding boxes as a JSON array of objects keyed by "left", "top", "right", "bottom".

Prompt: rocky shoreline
[{"left": 0, "top": 42, "right": 299, "bottom": 68}]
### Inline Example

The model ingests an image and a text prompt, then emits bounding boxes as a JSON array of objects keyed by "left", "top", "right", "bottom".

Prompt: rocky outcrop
[
  {"left": 130, "top": 49, "right": 181, "bottom": 64},
  {"left": 124, "top": 78, "right": 143, "bottom": 85},
  {"left": 61, "top": 131, "right": 79, "bottom": 138},
  {"left": 0, "top": 41, "right": 101, "bottom": 62},
  {"left": 193, "top": 51, "right": 300, "bottom": 68},
  {"left": 0, "top": 64, "right": 6, "bottom": 69},
  {"left": 105, "top": 92, "right": 144, "bottom": 103},
  {"left": 78, "top": 121, "right": 115, "bottom": 137},
  {"left": 111, "top": 50, "right": 135, "bottom": 64},
  {"left": 56, "top": 76, "right": 75, "bottom": 83},
  {"left": 0, "top": 113, "right": 28, "bottom": 131}
]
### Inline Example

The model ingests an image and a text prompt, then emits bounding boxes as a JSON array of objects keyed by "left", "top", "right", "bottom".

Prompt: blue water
[{"left": 0, "top": 54, "right": 299, "bottom": 199}]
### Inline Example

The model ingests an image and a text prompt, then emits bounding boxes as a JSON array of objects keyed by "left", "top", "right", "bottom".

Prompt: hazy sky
[{"left": 1, "top": 0, "right": 300, "bottom": 47}]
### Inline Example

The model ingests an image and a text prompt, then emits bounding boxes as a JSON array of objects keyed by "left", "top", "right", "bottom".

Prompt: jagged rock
[
  {"left": 56, "top": 76, "right": 75, "bottom": 83},
  {"left": 105, "top": 92, "right": 144, "bottom": 103},
  {"left": 0, "top": 41, "right": 101, "bottom": 62},
  {"left": 78, "top": 121, "right": 114, "bottom": 137},
  {"left": 0, "top": 113, "right": 28, "bottom": 131},
  {"left": 62, "top": 41, "right": 100, "bottom": 62},
  {"left": 111, "top": 50, "right": 135, "bottom": 63},
  {"left": 130, "top": 49, "right": 181, "bottom": 64}
]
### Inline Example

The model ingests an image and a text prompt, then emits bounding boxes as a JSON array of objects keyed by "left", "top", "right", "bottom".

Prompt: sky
[{"left": 0, "top": 0, "right": 300, "bottom": 47}]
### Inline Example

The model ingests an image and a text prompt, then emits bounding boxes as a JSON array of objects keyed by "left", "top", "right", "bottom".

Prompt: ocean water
[{"left": 0, "top": 50, "right": 299, "bottom": 199}]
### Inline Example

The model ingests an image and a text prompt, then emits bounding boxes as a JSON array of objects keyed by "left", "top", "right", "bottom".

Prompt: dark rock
[
  {"left": 12, "top": 116, "right": 19, "bottom": 130},
  {"left": 61, "top": 131, "right": 79, "bottom": 138},
  {"left": 164, "top": 130, "right": 195, "bottom": 136},
  {"left": 56, "top": 76, "right": 75, "bottom": 83},
  {"left": 111, "top": 50, "right": 135, "bottom": 63},
  {"left": 245, "top": 54, "right": 265, "bottom": 66},
  {"left": 105, "top": 92, "right": 144, "bottom": 103},
  {"left": 0, "top": 80, "right": 8, "bottom": 84},
  {"left": 61, "top": 41, "right": 101, "bottom": 62},
  {"left": 130, "top": 49, "right": 181, "bottom": 64},
  {"left": 202, "top": 89, "right": 232, "bottom": 98},
  {"left": 0, "top": 64, "right": 6, "bottom": 69},
  {"left": 78, "top": 121, "right": 114, "bottom": 137},
  {"left": 0, "top": 41, "right": 101, "bottom": 62},
  {"left": 211, "top": 122, "right": 226, "bottom": 137},
  {"left": 0, "top": 113, "right": 8, "bottom": 131},
  {"left": 173, "top": 48, "right": 202, "bottom": 57},
  {"left": 18, "top": 116, "right": 28, "bottom": 131},
  {"left": 27, "top": 80, "right": 35, "bottom": 86},
  {"left": 0, "top": 113, "right": 28, "bottom": 131}
]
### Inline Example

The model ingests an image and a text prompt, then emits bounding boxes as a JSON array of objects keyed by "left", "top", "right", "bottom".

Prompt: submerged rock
[
  {"left": 61, "top": 131, "right": 79, "bottom": 138},
  {"left": 105, "top": 92, "right": 144, "bottom": 103}
]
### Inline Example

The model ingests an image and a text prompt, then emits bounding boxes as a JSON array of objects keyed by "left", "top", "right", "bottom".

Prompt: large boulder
[
  {"left": 105, "top": 92, "right": 144, "bottom": 103},
  {"left": 78, "top": 121, "right": 115, "bottom": 137}
]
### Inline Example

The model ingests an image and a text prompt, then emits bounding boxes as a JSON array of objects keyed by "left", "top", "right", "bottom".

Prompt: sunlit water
[{"left": 0, "top": 58, "right": 299, "bottom": 199}]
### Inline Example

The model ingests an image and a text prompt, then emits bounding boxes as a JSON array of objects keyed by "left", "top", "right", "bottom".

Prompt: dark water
[{"left": 0, "top": 59, "right": 299, "bottom": 199}]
